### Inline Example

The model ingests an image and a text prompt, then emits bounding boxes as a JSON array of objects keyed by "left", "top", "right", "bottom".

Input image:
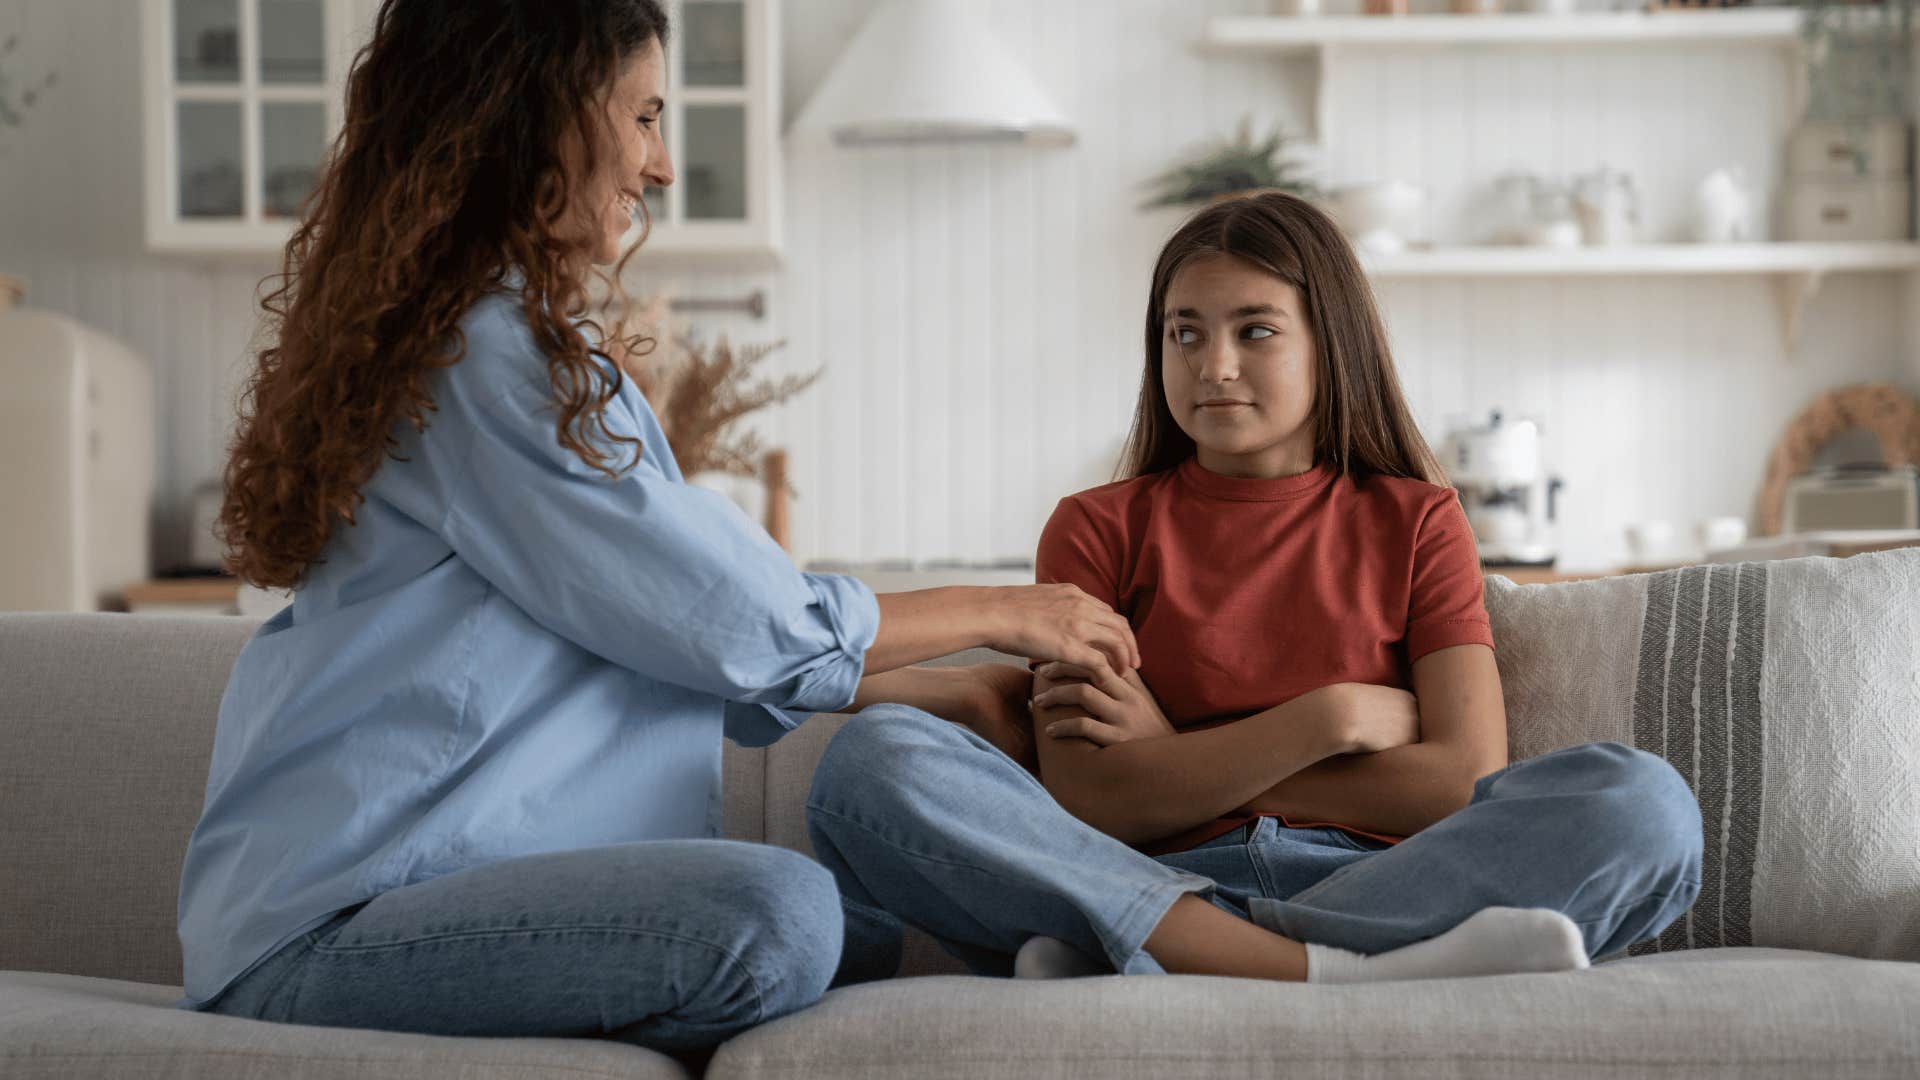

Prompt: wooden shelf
[
  {"left": 122, "top": 577, "right": 242, "bottom": 613},
  {"left": 1204, "top": 10, "right": 1804, "bottom": 54},
  {"left": 1202, "top": 10, "right": 1810, "bottom": 143},
  {"left": 1358, "top": 243, "right": 1920, "bottom": 351}
]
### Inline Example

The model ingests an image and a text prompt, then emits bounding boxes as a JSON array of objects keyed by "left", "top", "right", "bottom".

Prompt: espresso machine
[{"left": 1443, "top": 410, "right": 1563, "bottom": 567}]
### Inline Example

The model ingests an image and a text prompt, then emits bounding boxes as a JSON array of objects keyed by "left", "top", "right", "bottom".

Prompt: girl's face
[
  {"left": 576, "top": 38, "right": 676, "bottom": 266},
  {"left": 1161, "top": 253, "right": 1318, "bottom": 479}
]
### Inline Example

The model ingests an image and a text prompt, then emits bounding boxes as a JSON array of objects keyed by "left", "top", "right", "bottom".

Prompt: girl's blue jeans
[{"left": 803, "top": 705, "right": 1704, "bottom": 976}]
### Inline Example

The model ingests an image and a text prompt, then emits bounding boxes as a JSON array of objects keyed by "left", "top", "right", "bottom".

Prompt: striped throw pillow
[{"left": 1484, "top": 548, "right": 1919, "bottom": 961}]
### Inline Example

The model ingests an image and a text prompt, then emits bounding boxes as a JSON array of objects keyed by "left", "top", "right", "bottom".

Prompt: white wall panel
[{"left": 2, "top": 0, "right": 1912, "bottom": 574}]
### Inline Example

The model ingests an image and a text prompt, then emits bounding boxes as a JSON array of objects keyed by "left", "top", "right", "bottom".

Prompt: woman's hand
[
  {"left": 1299, "top": 682, "right": 1420, "bottom": 754},
  {"left": 950, "top": 663, "right": 1039, "bottom": 771},
  {"left": 1031, "top": 661, "right": 1176, "bottom": 747},
  {"left": 981, "top": 584, "right": 1141, "bottom": 677}
]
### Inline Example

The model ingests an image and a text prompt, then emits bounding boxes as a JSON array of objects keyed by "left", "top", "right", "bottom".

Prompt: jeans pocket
[{"left": 1317, "top": 827, "right": 1382, "bottom": 853}]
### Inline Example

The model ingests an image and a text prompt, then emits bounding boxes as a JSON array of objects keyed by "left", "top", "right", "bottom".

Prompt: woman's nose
[{"left": 646, "top": 145, "right": 675, "bottom": 188}]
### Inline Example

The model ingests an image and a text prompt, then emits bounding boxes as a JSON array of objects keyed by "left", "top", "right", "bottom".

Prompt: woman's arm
[
  {"left": 1234, "top": 644, "right": 1509, "bottom": 836},
  {"left": 862, "top": 585, "right": 1138, "bottom": 677},
  {"left": 1030, "top": 669, "right": 1358, "bottom": 846}
]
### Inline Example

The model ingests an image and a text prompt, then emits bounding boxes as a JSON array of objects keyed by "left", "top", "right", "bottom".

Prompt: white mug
[
  {"left": 1697, "top": 516, "right": 1747, "bottom": 553},
  {"left": 1624, "top": 520, "right": 1677, "bottom": 563}
]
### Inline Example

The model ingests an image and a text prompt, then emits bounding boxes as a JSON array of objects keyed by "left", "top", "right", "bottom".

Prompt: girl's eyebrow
[{"left": 1166, "top": 304, "right": 1291, "bottom": 321}]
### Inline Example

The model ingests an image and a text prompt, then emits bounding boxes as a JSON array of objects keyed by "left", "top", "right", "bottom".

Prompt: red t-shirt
[{"left": 1034, "top": 456, "right": 1495, "bottom": 854}]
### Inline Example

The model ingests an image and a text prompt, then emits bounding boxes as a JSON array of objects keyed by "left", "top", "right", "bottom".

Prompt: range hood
[{"left": 789, "top": 0, "right": 1075, "bottom": 148}]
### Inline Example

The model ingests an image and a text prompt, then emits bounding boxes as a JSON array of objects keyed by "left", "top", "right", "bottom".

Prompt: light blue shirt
[{"left": 176, "top": 289, "right": 878, "bottom": 1008}]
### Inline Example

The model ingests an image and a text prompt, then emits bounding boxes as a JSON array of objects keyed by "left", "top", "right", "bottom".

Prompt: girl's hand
[
  {"left": 1032, "top": 661, "right": 1176, "bottom": 747},
  {"left": 1303, "top": 682, "right": 1420, "bottom": 754},
  {"left": 952, "top": 663, "right": 1038, "bottom": 771},
  {"left": 982, "top": 584, "right": 1141, "bottom": 678}
]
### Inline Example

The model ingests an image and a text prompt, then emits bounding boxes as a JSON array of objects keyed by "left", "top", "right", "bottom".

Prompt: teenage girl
[{"left": 803, "top": 192, "right": 1704, "bottom": 984}]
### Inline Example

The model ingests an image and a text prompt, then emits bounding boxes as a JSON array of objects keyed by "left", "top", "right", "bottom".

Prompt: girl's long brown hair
[
  {"left": 1120, "top": 191, "right": 1443, "bottom": 486},
  {"left": 221, "top": 0, "right": 669, "bottom": 589}
]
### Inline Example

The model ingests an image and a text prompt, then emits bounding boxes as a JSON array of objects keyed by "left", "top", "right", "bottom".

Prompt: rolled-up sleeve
[{"left": 430, "top": 328, "right": 877, "bottom": 714}]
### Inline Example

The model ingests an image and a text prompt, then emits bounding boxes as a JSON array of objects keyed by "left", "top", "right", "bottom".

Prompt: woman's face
[
  {"left": 577, "top": 38, "right": 675, "bottom": 266},
  {"left": 1160, "top": 253, "right": 1318, "bottom": 479}
]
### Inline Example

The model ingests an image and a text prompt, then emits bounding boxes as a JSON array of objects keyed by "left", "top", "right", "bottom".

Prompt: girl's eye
[
  {"left": 1172, "top": 327, "right": 1199, "bottom": 345},
  {"left": 1244, "top": 325, "right": 1277, "bottom": 340}
]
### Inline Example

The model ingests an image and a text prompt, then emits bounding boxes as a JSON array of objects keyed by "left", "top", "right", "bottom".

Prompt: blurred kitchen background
[{"left": 2, "top": 0, "right": 1918, "bottom": 613}]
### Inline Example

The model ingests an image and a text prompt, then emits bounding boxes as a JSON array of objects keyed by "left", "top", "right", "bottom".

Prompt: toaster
[{"left": 1782, "top": 464, "right": 1920, "bottom": 533}]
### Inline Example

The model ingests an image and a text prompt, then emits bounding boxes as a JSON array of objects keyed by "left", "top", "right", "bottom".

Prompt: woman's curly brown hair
[{"left": 220, "top": 0, "right": 669, "bottom": 589}]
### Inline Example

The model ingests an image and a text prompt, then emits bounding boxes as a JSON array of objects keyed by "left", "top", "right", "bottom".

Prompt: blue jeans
[
  {"left": 204, "top": 839, "right": 904, "bottom": 1053},
  {"left": 805, "top": 705, "right": 1704, "bottom": 975}
]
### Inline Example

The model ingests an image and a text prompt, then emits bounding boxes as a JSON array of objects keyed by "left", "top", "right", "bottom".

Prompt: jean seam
[
  {"left": 1568, "top": 879, "right": 1704, "bottom": 931},
  {"left": 1100, "top": 876, "right": 1214, "bottom": 972},
  {"left": 807, "top": 801, "right": 1209, "bottom": 972},
  {"left": 312, "top": 922, "right": 770, "bottom": 1025},
  {"left": 1241, "top": 825, "right": 1281, "bottom": 899},
  {"left": 806, "top": 800, "right": 1036, "bottom": 874},
  {"left": 1278, "top": 857, "right": 1360, "bottom": 907},
  {"left": 245, "top": 945, "right": 315, "bottom": 1021}
]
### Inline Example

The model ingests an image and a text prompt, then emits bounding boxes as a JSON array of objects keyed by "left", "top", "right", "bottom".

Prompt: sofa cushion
[
  {"left": 0, "top": 615, "right": 258, "bottom": 985},
  {"left": 0, "top": 970, "right": 687, "bottom": 1079},
  {"left": 1485, "top": 549, "right": 1920, "bottom": 962},
  {"left": 0, "top": 612, "right": 771, "bottom": 986},
  {"left": 706, "top": 949, "right": 1920, "bottom": 1080}
]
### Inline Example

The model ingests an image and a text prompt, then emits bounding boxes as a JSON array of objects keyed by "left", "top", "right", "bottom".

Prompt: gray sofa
[{"left": 3, "top": 610, "right": 1918, "bottom": 1079}]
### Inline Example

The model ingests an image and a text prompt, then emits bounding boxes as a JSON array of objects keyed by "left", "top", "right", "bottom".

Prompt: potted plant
[{"left": 1141, "top": 118, "right": 1320, "bottom": 209}]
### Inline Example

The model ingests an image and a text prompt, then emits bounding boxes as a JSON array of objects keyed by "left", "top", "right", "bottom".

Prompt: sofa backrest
[
  {"left": 0, "top": 611, "right": 1006, "bottom": 985},
  {"left": 0, "top": 614, "right": 260, "bottom": 985}
]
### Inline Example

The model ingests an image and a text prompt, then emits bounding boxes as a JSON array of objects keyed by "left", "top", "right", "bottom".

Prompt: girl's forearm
[
  {"left": 1038, "top": 695, "right": 1351, "bottom": 846},
  {"left": 1235, "top": 740, "right": 1483, "bottom": 837},
  {"left": 839, "top": 665, "right": 977, "bottom": 718}
]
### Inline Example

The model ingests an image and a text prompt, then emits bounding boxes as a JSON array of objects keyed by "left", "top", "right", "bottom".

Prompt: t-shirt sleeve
[
  {"left": 1404, "top": 491, "right": 1496, "bottom": 663},
  {"left": 1033, "top": 496, "right": 1123, "bottom": 671},
  {"left": 1034, "top": 496, "right": 1121, "bottom": 609}
]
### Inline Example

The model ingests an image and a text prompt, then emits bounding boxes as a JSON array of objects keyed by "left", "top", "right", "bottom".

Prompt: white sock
[
  {"left": 1013, "top": 936, "right": 1109, "bottom": 979},
  {"left": 1305, "top": 907, "right": 1590, "bottom": 984}
]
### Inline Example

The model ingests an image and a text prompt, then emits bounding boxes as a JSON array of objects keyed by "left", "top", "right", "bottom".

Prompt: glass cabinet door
[
  {"left": 174, "top": 0, "right": 241, "bottom": 83},
  {"left": 682, "top": 1, "right": 744, "bottom": 88},
  {"left": 176, "top": 101, "right": 244, "bottom": 217},
  {"left": 260, "top": 101, "right": 327, "bottom": 218},
  {"left": 684, "top": 104, "right": 747, "bottom": 221},
  {"left": 163, "top": 0, "right": 330, "bottom": 229},
  {"left": 256, "top": 0, "right": 325, "bottom": 84},
  {"left": 672, "top": 0, "right": 750, "bottom": 225}
]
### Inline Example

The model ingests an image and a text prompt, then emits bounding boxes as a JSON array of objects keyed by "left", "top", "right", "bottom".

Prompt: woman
[
  {"left": 178, "top": 0, "right": 1134, "bottom": 1055},
  {"left": 804, "top": 192, "right": 1704, "bottom": 983}
]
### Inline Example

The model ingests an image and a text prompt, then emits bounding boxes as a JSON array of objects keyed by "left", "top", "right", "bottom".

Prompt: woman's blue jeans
[
  {"left": 804, "top": 705, "right": 1705, "bottom": 976},
  {"left": 205, "top": 838, "right": 904, "bottom": 1053}
]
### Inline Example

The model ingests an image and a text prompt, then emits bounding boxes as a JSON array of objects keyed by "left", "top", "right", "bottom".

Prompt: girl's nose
[{"left": 1199, "top": 343, "right": 1239, "bottom": 383}]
